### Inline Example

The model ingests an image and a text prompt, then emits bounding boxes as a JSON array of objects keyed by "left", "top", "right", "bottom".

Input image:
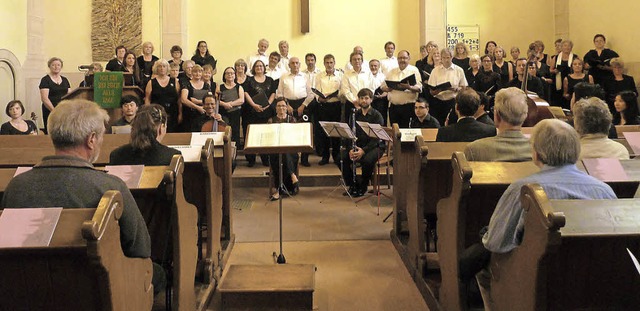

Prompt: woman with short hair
[
  {"left": 1, "top": 100, "right": 38, "bottom": 135},
  {"left": 137, "top": 41, "right": 159, "bottom": 88},
  {"left": 145, "top": 59, "right": 181, "bottom": 132},
  {"left": 603, "top": 58, "right": 638, "bottom": 112},
  {"left": 180, "top": 64, "right": 210, "bottom": 132},
  {"left": 492, "top": 46, "right": 513, "bottom": 85},
  {"left": 216, "top": 67, "right": 245, "bottom": 144},
  {"left": 583, "top": 34, "right": 619, "bottom": 85},
  {"left": 39, "top": 57, "right": 70, "bottom": 131}
]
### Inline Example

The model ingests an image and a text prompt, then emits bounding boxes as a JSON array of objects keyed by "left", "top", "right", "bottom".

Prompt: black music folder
[
  {"left": 385, "top": 75, "right": 417, "bottom": 91},
  {"left": 312, "top": 88, "right": 339, "bottom": 100}
]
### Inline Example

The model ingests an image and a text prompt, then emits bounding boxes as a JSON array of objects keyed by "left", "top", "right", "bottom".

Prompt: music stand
[
  {"left": 244, "top": 123, "right": 314, "bottom": 264},
  {"left": 318, "top": 121, "right": 358, "bottom": 204},
  {"left": 354, "top": 121, "right": 393, "bottom": 215}
]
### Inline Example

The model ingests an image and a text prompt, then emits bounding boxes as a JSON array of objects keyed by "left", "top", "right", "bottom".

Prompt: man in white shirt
[
  {"left": 265, "top": 51, "right": 284, "bottom": 81},
  {"left": 247, "top": 38, "right": 270, "bottom": 71},
  {"left": 427, "top": 48, "right": 468, "bottom": 125},
  {"left": 277, "top": 57, "right": 314, "bottom": 166},
  {"left": 302, "top": 53, "right": 321, "bottom": 89},
  {"left": 277, "top": 40, "right": 291, "bottom": 72},
  {"left": 315, "top": 54, "right": 343, "bottom": 165},
  {"left": 369, "top": 59, "right": 389, "bottom": 126},
  {"left": 344, "top": 46, "right": 369, "bottom": 73},
  {"left": 379, "top": 41, "right": 399, "bottom": 75},
  {"left": 341, "top": 51, "right": 374, "bottom": 121},
  {"left": 381, "top": 50, "right": 422, "bottom": 128}
]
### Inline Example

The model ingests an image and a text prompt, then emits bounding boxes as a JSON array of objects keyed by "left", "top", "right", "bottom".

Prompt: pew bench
[
  {"left": 0, "top": 191, "right": 154, "bottom": 311},
  {"left": 489, "top": 183, "right": 640, "bottom": 310}
]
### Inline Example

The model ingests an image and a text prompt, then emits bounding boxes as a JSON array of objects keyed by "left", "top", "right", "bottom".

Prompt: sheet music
[
  {"left": 190, "top": 132, "right": 224, "bottom": 146},
  {"left": 168, "top": 145, "right": 201, "bottom": 162},
  {"left": 623, "top": 132, "right": 640, "bottom": 155},
  {"left": 13, "top": 166, "right": 33, "bottom": 177},
  {"left": 399, "top": 129, "right": 422, "bottom": 142},
  {"left": 0, "top": 208, "right": 62, "bottom": 248},
  {"left": 582, "top": 158, "right": 630, "bottom": 182},
  {"left": 628, "top": 248, "right": 640, "bottom": 275},
  {"left": 104, "top": 165, "right": 144, "bottom": 188},
  {"left": 279, "top": 123, "right": 311, "bottom": 146}
]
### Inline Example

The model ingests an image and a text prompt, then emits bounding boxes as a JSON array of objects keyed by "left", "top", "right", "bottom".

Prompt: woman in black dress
[
  {"left": 243, "top": 60, "right": 277, "bottom": 167},
  {"left": 180, "top": 64, "right": 210, "bottom": 132},
  {"left": 484, "top": 41, "right": 497, "bottom": 57},
  {"left": 604, "top": 58, "right": 638, "bottom": 113},
  {"left": 268, "top": 98, "right": 300, "bottom": 201},
  {"left": 137, "top": 41, "right": 159, "bottom": 89},
  {"left": 583, "top": 34, "right": 619, "bottom": 85},
  {"left": 123, "top": 51, "right": 141, "bottom": 87},
  {"left": 191, "top": 41, "right": 217, "bottom": 76},
  {"left": 492, "top": 46, "right": 513, "bottom": 86},
  {"left": 109, "top": 104, "right": 181, "bottom": 166},
  {"left": 613, "top": 91, "right": 640, "bottom": 126},
  {"left": 465, "top": 54, "right": 481, "bottom": 89},
  {"left": 452, "top": 42, "right": 470, "bottom": 70},
  {"left": 145, "top": 59, "right": 181, "bottom": 132},
  {"left": 563, "top": 58, "right": 593, "bottom": 102},
  {"left": 39, "top": 57, "right": 70, "bottom": 131},
  {"left": 1, "top": 100, "right": 38, "bottom": 135},
  {"left": 475, "top": 54, "right": 502, "bottom": 103},
  {"left": 216, "top": 67, "right": 245, "bottom": 145}
]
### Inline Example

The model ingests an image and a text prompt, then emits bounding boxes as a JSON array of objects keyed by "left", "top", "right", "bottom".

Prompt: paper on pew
[
  {"left": 104, "top": 165, "right": 144, "bottom": 188},
  {"left": 13, "top": 166, "right": 32, "bottom": 177},
  {"left": 399, "top": 129, "right": 422, "bottom": 142},
  {"left": 169, "top": 145, "right": 201, "bottom": 162},
  {"left": 627, "top": 248, "right": 640, "bottom": 275},
  {"left": 623, "top": 132, "right": 640, "bottom": 155},
  {"left": 190, "top": 132, "right": 224, "bottom": 146},
  {"left": 582, "top": 158, "right": 630, "bottom": 182},
  {"left": 0, "top": 208, "right": 62, "bottom": 248}
]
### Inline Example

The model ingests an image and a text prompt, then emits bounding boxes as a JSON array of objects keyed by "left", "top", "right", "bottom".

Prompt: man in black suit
[{"left": 436, "top": 89, "right": 497, "bottom": 142}]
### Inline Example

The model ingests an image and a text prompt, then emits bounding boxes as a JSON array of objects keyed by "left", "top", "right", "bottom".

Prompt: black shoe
[
  {"left": 348, "top": 186, "right": 364, "bottom": 198},
  {"left": 292, "top": 182, "right": 300, "bottom": 195},
  {"left": 318, "top": 158, "right": 329, "bottom": 166},
  {"left": 247, "top": 161, "right": 255, "bottom": 167},
  {"left": 301, "top": 161, "right": 311, "bottom": 167},
  {"left": 261, "top": 161, "right": 270, "bottom": 167}
]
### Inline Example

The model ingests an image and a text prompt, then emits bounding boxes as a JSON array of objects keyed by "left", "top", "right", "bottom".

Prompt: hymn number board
[{"left": 446, "top": 25, "right": 480, "bottom": 53}]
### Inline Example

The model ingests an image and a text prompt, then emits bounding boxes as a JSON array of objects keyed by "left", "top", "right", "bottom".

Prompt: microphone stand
[{"left": 351, "top": 108, "right": 358, "bottom": 190}]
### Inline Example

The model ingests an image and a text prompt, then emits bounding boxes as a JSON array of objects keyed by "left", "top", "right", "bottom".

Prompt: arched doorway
[{"left": 0, "top": 60, "right": 16, "bottom": 125}]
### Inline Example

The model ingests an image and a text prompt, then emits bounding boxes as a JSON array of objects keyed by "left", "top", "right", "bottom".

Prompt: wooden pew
[
  {"left": 0, "top": 130, "right": 235, "bottom": 288},
  {"left": 489, "top": 184, "right": 640, "bottom": 310},
  {"left": 616, "top": 124, "right": 640, "bottom": 138},
  {"left": 0, "top": 156, "right": 199, "bottom": 311},
  {"left": 0, "top": 191, "right": 154, "bottom": 311}
]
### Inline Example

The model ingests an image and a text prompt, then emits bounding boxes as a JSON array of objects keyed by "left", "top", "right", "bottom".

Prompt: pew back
[
  {"left": 490, "top": 184, "right": 640, "bottom": 311},
  {"left": 0, "top": 191, "right": 154, "bottom": 311}
]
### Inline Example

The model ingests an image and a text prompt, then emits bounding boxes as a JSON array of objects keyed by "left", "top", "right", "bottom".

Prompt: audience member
[
  {"left": 408, "top": 97, "right": 440, "bottom": 128},
  {"left": 436, "top": 88, "right": 495, "bottom": 142},
  {"left": 613, "top": 90, "right": 640, "bottom": 125},
  {"left": 464, "top": 87, "right": 530, "bottom": 161},
  {"left": 573, "top": 97, "right": 629, "bottom": 159}
]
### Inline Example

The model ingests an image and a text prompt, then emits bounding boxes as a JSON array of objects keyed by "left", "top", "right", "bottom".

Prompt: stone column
[
  {"left": 420, "top": 0, "right": 447, "bottom": 47},
  {"left": 161, "top": 0, "right": 188, "bottom": 59},
  {"left": 24, "top": 0, "right": 47, "bottom": 127},
  {"left": 554, "top": 0, "right": 570, "bottom": 41}
]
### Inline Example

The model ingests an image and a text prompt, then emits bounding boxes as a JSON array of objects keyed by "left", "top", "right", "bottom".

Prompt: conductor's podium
[{"left": 0, "top": 191, "right": 154, "bottom": 311}]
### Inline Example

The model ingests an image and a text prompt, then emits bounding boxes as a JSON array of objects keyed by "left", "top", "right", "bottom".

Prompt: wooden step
[{"left": 219, "top": 264, "right": 316, "bottom": 311}]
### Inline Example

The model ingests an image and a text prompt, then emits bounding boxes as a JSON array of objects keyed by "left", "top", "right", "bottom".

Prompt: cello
[
  {"left": 201, "top": 94, "right": 227, "bottom": 132},
  {"left": 521, "top": 50, "right": 555, "bottom": 127}
]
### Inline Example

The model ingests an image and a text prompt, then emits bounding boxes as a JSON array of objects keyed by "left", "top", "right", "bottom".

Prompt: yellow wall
[
  {"left": 446, "top": 0, "right": 555, "bottom": 56},
  {"left": 142, "top": 0, "right": 161, "bottom": 56},
  {"left": 0, "top": 0, "right": 28, "bottom": 65},
  {"left": 188, "top": 0, "right": 420, "bottom": 80},
  {"left": 568, "top": 0, "right": 640, "bottom": 62}
]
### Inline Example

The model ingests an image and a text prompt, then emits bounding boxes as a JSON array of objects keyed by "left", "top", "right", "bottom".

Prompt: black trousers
[
  {"left": 317, "top": 101, "right": 342, "bottom": 161},
  {"left": 338, "top": 147, "right": 383, "bottom": 191},
  {"left": 372, "top": 96, "right": 389, "bottom": 126},
  {"left": 222, "top": 108, "right": 241, "bottom": 145},
  {"left": 389, "top": 102, "right": 414, "bottom": 128},
  {"left": 269, "top": 153, "right": 299, "bottom": 191},
  {"left": 429, "top": 97, "right": 456, "bottom": 126},
  {"left": 242, "top": 106, "right": 273, "bottom": 165},
  {"left": 288, "top": 98, "right": 311, "bottom": 163}
]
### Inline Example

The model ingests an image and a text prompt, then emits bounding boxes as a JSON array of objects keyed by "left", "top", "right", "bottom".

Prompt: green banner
[{"left": 94, "top": 72, "right": 123, "bottom": 109}]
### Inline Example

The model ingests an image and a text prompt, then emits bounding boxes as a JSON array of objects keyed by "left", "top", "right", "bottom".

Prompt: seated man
[
  {"left": 409, "top": 97, "right": 440, "bottom": 128},
  {"left": 574, "top": 97, "right": 629, "bottom": 159},
  {"left": 464, "top": 87, "right": 531, "bottom": 162},
  {"left": 338, "top": 88, "right": 384, "bottom": 197},
  {"left": 474, "top": 93, "right": 495, "bottom": 126},
  {"left": 477, "top": 119, "right": 616, "bottom": 309},
  {"left": 112, "top": 95, "right": 141, "bottom": 127},
  {"left": 436, "top": 89, "right": 496, "bottom": 142},
  {"left": 0, "top": 99, "right": 163, "bottom": 295}
]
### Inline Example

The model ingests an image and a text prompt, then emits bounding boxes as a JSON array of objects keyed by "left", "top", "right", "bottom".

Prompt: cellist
[{"left": 193, "top": 93, "right": 224, "bottom": 132}]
